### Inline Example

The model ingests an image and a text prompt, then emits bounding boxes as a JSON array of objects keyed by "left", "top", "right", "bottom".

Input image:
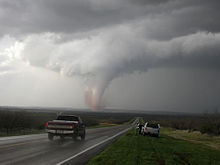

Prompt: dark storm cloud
[
  {"left": 20, "top": 30, "right": 220, "bottom": 109},
  {"left": 1, "top": 0, "right": 220, "bottom": 109},
  {"left": 0, "top": 0, "right": 220, "bottom": 39}
]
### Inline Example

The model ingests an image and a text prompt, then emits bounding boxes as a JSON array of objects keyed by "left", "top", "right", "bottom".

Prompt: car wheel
[
  {"left": 81, "top": 131, "right": 86, "bottom": 140},
  {"left": 48, "top": 133, "right": 54, "bottom": 141},
  {"left": 72, "top": 134, "right": 77, "bottom": 141}
]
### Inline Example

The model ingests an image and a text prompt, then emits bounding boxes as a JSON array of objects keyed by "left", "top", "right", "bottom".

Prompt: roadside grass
[
  {"left": 88, "top": 117, "right": 136, "bottom": 129},
  {"left": 162, "top": 127, "right": 220, "bottom": 150},
  {"left": 127, "top": 118, "right": 137, "bottom": 124},
  {"left": 139, "top": 118, "right": 145, "bottom": 125},
  {"left": 87, "top": 128, "right": 220, "bottom": 165},
  {"left": 87, "top": 123, "right": 120, "bottom": 129}
]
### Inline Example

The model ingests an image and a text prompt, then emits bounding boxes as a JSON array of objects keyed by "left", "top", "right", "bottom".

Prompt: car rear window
[
  {"left": 147, "top": 123, "right": 159, "bottom": 128},
  {"left": 56, "top": 115, "right": 78, "bottom": 121}
]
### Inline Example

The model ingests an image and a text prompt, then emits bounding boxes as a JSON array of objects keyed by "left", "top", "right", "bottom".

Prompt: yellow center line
[{"left": 0, "top": 140, "right": 43, "bottom": 149}]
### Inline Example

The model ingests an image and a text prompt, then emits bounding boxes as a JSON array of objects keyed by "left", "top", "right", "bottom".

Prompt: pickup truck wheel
[
  {"left": 72, "top": 134, "right": 77, "bottom": 141},
  {"left": 48, "top": 133, "right": 54, "bottom": 141},
  {"left": 81, "top": 131, "right": 85, "bottom": 140}
]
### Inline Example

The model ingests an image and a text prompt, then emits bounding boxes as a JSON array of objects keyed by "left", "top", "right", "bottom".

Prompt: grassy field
[
  {"left": 87, "top": 128, "right": 220, "bottom": 165},
  {"left": 162, "top": 127, "right": 220, "bottom": 150},
  {"left": 87, "top": 123, "right": 120, "bottom": 129},
  {"left": 88, "top": 117, "right": 137, "bottom": 129}
]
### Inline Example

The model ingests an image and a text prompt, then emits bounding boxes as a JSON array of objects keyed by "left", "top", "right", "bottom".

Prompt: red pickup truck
[{"left": 45, "top": 115, "right": 86, "bottom": 140}]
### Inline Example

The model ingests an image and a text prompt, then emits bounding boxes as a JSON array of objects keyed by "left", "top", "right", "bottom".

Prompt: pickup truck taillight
[
  {"left": 72, "top": 123, "right": 75, "bottom": 128},
  {"left": 46, "top": 122, "right": 49, "bottom": 128}
]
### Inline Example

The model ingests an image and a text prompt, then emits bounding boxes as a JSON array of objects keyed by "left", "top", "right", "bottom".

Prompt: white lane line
[{"left": 56, "top": 126, "right": 132, "bottom": 165}]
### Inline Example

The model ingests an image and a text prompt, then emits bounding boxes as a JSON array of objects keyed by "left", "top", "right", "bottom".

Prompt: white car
[{"left": 143, "top": 122, "right": 160, "bottom": 137}]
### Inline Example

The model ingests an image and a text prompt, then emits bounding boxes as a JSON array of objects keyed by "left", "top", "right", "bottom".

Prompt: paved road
[{"left": 0, "top": 123, "right": 134, "bottom": 165}]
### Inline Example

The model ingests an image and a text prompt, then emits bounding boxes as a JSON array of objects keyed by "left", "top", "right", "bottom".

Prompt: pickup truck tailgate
[{"left": 47, "top": 120, "right": 78, "bottom": 130}]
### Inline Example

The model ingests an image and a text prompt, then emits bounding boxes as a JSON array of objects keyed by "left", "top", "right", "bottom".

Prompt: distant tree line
[
  {"left": 0, "top": 110, "right": 133, "bottom": 135},
  {"left": 143, "top": 112, "right": 220, "bottom": 135},
  {"left": 3, "top": 108, "right": 219, "bottom": 136},
  {"left": 0, "top": 111, "right": 56, "bottom": 135}
]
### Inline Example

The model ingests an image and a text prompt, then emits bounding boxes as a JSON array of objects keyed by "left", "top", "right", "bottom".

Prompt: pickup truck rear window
[
  {"left": 147, "top": 123, "right": 159, "bottom": 128},
  {"left": 56, "top": 115, "right": 79, "bottom": 121}
]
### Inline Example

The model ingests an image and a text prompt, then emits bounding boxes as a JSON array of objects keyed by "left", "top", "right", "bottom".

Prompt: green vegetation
[
  {"left": 127, "top": 117, "right": 137, "bottom": 124},
  {"left": 143, "top": 112, "right": 220, "bottom": 136},
  {"left": 139, "top": 117, "right": 145, "bottom": 124},
  {"left": 162, "top": 127, "right": 220, "bottom": 150},
  {"left": 0, "top": 110, "right": 56, "bottom": 137},
  {"left": 87, "top": 128, "right": 220, "bottom": 165},
  {"left": 88, "top": 123, "right": 120, "bottom": 129},
  {"left": 88, "top": 117, "right": 136, "bottom": 129}
]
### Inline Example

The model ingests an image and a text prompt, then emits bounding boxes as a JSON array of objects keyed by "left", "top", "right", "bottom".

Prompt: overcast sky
[{"left": 0, "top": 0, "right": 220, "bottom": 113}]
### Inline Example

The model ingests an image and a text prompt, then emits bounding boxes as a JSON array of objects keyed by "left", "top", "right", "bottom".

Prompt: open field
[
  {"left": 88, "top": 123, "right": 120, "bottom": 129},
  {"left": 0, "top": 107, "right": 219, "bottom": 138},
  {"left": 0, "top": 108, "right": 134, "bottom": 137},
  {"left": 162, "top": 127, "right": 220, "bottom": 150},
  {"left": 87, "top": 128, "right": 220, "bottom": 165}
]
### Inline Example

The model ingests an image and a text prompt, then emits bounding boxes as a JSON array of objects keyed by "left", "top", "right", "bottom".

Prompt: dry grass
[{"left": 162, "top": 127, "right": 220, "bottom": 150}]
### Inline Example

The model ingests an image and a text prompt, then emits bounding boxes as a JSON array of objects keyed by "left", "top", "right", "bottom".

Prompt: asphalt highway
[{"left": 0, "top": 123, "right": 134, "bottom": 165}]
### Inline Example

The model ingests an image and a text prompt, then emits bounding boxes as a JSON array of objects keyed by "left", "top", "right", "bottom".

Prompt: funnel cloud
[{"left": 0, "top": 0, "right": 220, "bottom": 111}]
